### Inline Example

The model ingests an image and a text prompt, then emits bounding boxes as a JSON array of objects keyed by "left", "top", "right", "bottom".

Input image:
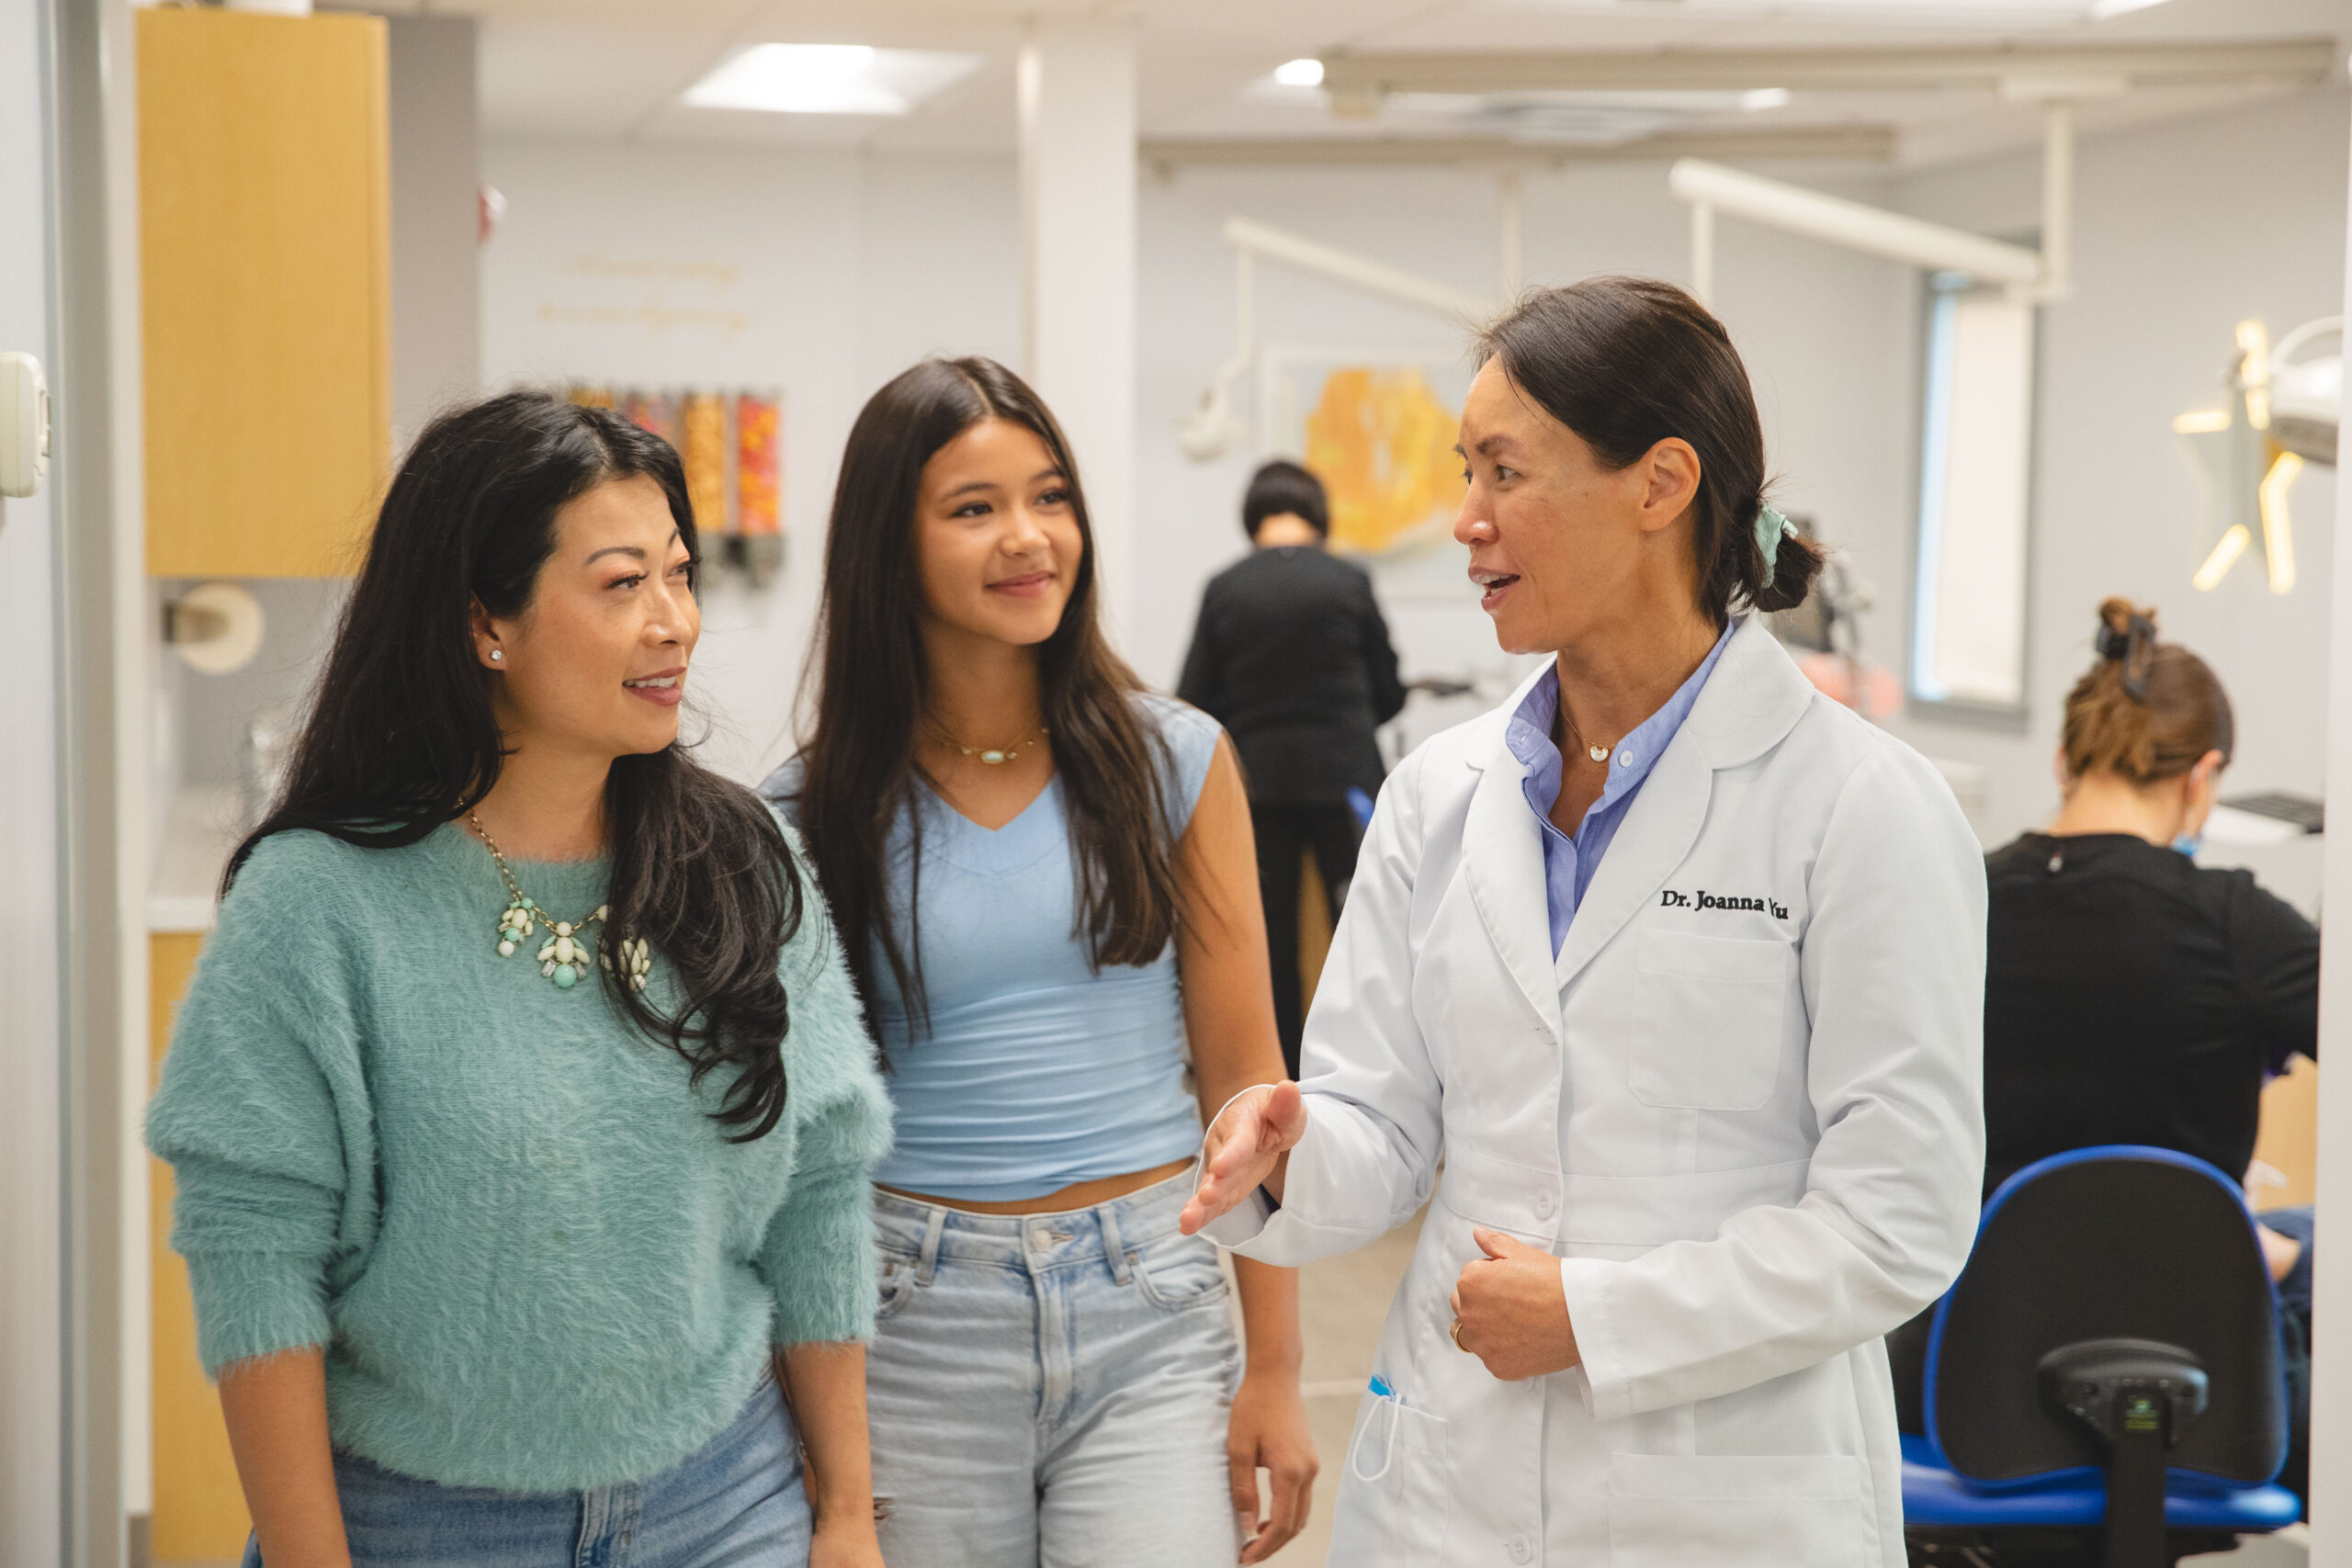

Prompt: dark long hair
[
  {"left": 1476, "top": 276, "right": 1825, "bottom": 619},
  {"left": 229, "top": 389, "right": 807, "bottom": 1140},
  {"left": 791, "top": 356, "right": 1180, "bottom": 1037}
]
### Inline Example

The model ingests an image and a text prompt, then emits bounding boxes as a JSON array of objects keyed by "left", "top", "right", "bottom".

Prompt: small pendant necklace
[
  {"left": 467, "top": 813, "right": 650, "bottom": 993},
  {"left": 1558, "top": 707, "right": 1612, "bottom": 765},
  {"left": 930, "top": 719, "right": 1048, "bottom": 767}
]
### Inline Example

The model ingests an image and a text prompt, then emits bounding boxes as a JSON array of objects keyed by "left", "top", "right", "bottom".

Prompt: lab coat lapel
[
  {"left": 1462, "top": 703, "right": 1566, "bottom": 1041},
  {"left": 1554, "top": 739, "right": 1711, "bottom": 990},
  {"left": 1554, "top": 619, "right": 1813, "bottom": 990}
]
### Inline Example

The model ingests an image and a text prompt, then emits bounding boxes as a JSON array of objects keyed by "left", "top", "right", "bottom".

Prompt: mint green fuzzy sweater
[{"left": 144, "top": 821, "right": 891, "bottom": 1492}]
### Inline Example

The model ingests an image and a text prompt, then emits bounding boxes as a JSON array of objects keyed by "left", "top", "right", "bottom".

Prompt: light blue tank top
[{"left": 763, "top": 696, "right": 1222, "bottom": 1201}]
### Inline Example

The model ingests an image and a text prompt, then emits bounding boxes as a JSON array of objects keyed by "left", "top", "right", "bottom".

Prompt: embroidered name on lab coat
[{"left": 1660, "top": 888, "right": 1790, "bottom": 919}]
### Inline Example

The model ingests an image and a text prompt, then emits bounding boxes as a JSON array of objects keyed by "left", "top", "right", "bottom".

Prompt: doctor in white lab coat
[{"left": 1181, "top": 277, "right": 1985, "bottom": 1568}]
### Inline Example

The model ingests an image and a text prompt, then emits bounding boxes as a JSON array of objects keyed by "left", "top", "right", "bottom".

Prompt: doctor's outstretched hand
[
  {"left": 1179, "top": 1081, "right": 1306, "bottom": 1235},
  {"left": 1450, "top": 1227, "right": 1582, "bottom": 1382}
]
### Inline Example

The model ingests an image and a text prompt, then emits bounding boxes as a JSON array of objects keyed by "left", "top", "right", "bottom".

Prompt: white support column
[
  {"left": 1018, "top": 18, "right": 1137, "bottom": 635},
  {"left": 1690, "top": 199, "right": 1715, "bottom": 309},
  {"left": 1498, "top": 168, "right": 1524, "bottom": 299},
  {"left": 2308, "top": 101, "right": 2352, "bottom": 1562},
  {"left": 2035, "top": 100, "right": 2075, "bottom": 304}
]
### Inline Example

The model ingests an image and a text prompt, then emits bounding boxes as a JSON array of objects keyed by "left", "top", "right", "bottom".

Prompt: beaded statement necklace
[{"left": 468, "top": 813, "right": 651, "bottom": 993}]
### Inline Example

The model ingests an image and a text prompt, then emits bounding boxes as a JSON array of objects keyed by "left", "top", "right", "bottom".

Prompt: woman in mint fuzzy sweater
[{"left": 145, "top": 392, "right": 891, "bottom": 1568}]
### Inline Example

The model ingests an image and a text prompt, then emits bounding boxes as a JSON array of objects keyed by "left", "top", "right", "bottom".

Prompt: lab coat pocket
[
  {"left": 1335, "top": 1389, "right": 1450, "bottom": 1566},
  {"left": 1605, "top": 1453, "right": 1867, "bottom": 1568},
  {"left": 1630, "top": 930, "right": 1793, "bottom": 1110}
]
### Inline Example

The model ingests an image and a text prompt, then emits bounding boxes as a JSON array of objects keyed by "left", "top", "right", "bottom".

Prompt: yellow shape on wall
[{"left": 1302, "top": 367, "right": 1465, "bottom": 557}]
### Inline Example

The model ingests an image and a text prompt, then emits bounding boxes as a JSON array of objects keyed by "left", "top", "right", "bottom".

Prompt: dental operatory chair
[{"left": 1902, "top": 1146, "right": 2301, "bottom": 1568}]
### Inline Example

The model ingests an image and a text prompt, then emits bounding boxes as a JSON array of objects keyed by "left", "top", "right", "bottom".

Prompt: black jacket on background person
[
  {"left": 1980, "top": 829, "right": 2319, "bottom": 1196},
  {"left": 1176, "top": 545, "right": 1407, "bottom": 806}
]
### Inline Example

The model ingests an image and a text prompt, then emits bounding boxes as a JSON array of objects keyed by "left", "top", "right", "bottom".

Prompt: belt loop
[
  {"left": 1097, "top": 1199, "right": 1133, "bottom": 1285},
  {"left": 915, "top": 1204, "right": 947, "bottom": 1286}
]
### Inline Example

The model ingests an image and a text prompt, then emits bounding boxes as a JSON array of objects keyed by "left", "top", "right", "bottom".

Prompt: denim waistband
[{"left": 873, "top": 1166, "right": 1201, "bottom": 1279}]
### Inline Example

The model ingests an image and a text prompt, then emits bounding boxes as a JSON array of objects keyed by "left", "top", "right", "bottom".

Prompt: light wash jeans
[
  {"left": 869, "top": 1169, "right": 1245, "bottom": 1567},
  {"left": 241, "top": 1373, "right": 810, "bottom": 1568}
]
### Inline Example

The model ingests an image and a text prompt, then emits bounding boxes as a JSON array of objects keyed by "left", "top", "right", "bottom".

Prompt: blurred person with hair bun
[{"left": 1891, "top": 596, "right": 2318, "bottom": 1497}]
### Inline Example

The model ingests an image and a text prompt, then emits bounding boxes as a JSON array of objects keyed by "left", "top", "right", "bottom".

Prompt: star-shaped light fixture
[{"left": 2181, "top": 320, "right": 2308, "bottom": 594}]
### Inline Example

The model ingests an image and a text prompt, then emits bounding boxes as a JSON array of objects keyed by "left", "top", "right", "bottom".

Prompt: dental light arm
[{"left": 1180, "top": 216, "right": 1497, "bottom": 462}]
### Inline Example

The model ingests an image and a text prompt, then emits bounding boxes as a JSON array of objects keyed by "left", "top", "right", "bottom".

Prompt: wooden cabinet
[
  {"left": 140, "top": 8, "right": 390, "bottom": 580},
  {"left": 150, "top": 931, "right": 252, "bottom": 1562}
]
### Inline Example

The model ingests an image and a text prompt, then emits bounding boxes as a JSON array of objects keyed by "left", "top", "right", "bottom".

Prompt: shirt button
[
  {"left": 1618, "top": 750, "right": 1634, "bottom": 767},
  {"left": 1532, "top": 1190, "right": 1555, "bottom": 1219},
  {"left": 1506, "top": 1534, "right": 1534, "bottom": 1564}
]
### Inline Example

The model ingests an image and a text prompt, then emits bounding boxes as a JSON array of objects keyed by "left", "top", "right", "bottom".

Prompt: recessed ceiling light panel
[{"left": 683, "top": 43, "right": 983, "bottom": 117}]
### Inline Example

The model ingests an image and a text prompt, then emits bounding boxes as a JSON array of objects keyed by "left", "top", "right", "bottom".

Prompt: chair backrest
[{"left": 1928, "top": 1145, "right": 2284, "bottom": 1484}]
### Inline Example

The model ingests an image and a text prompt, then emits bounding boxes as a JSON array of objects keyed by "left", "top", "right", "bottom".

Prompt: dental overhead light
[
  {"left": 2181, "top": 317, "right": 2338, "bottom": 596},
  {"left": 682, "top": 44, "right": 981, "bottom": 117}
]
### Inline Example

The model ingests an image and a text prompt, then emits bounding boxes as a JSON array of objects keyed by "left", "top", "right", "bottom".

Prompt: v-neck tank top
[{"left": 763, "top": 696, "right": 1224, "bottom": 1201}]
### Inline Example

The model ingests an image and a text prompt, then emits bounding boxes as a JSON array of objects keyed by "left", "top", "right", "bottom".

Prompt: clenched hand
[{"left": 1448, "top": 1226, "right": 1581, "bottom": 1382}]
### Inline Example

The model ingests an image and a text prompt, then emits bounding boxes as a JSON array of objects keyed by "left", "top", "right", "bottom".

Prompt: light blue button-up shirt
[{"left": 1506, "top": 622, "right": 1736, "bottom": 957}]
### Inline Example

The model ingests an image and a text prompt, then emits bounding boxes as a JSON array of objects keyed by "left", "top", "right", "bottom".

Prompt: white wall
[
  {"left": 481, "top": 87, "right": 2346, "bottom": 916},
  {"left": 482, "top": 138, "right": 1908, "bottom": 782},
  {"left": 0, "top": 0, "right": 64, "bottom": 1554},
  {"left": 1882, "top": 86, "right": 2349, "bottom": 912},
  {"left": 485, "top": 141, "right": 911, "bottom": 784}
]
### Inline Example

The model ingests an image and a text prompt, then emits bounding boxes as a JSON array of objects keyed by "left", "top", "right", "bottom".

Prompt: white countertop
[{"left": 149, "top": 785, "right": 245, "bottom": 933}]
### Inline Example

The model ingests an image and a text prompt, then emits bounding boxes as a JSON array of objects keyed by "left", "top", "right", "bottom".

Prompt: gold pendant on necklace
[
  {"left": 933, "top": 722, "right": 1047, "bottom": 768},
  {"left": 1588, "top": 744, "right": 1610, "bottom": 762}
]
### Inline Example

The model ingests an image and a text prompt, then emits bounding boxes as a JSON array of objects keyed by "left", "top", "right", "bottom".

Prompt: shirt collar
[{"left": 1503, "top": 618, "right": 1739, "bottom": 821}]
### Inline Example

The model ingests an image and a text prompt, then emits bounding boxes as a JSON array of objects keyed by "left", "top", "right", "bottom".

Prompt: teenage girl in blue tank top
[{"left": 765, "top": 356, "right": 1315, "bottom": 1566}]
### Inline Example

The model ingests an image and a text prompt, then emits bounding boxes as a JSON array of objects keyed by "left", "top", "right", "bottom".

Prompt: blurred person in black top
[
  {"left": 1178, "top": 461, "right": 1406, "bottom": 1076},
  {"left": 1982, "top": 598, "right": 2315, "bottom": 1204},
  {"left": 1892, "top": 597, "right": 2316, "bottom": 1496}
]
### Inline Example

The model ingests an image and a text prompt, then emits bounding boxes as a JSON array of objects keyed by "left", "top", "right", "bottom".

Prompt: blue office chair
[{"left": 1902, "top": 1145, "right": 2301, "bottom": 1568}]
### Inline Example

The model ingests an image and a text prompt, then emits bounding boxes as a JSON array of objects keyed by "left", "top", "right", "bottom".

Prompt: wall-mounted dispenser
[
  {"left": 0, "top": 351, "right": 49, "bottom": 501},
  {"left": 165, "top": 581, "right": 267, "bottom": 675}
]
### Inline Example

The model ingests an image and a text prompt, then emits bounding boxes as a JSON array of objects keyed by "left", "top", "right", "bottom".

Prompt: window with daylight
[{"left": 1910, "top": 275, "right": 2037, "bottom": 717}]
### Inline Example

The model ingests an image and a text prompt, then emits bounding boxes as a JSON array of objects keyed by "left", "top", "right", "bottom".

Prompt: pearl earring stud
[{"left": 490, "top": 649, "right": 503, "bottom": 661}]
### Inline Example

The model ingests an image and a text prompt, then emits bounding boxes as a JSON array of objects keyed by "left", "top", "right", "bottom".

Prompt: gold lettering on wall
[{"left": 536, "top": 251, "right": 753, "bottom": 338}]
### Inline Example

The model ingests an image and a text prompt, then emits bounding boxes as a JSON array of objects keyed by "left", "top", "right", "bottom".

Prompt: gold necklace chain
[
  {"left": 1556, "top": 705, "right": 1613, "bottom": 765},
  {"left": 465, "top": 813, "right": 649, "bottom": 993},
  {"left": 928, "top": 720, "right": 1049, "bottom": 767}
]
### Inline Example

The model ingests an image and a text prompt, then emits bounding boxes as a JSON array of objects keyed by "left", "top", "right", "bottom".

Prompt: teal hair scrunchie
[{"left": 1753, "top": 503, "right": 1793, "bottom": 584}]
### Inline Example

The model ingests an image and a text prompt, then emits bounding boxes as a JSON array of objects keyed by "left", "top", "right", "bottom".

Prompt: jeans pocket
[
  {"left": 1130, "top": 1232, "right": 1229, "bottom": 1312},
  {"left": 876, "top": 1256, "right": 920, "bottom": 1323}
]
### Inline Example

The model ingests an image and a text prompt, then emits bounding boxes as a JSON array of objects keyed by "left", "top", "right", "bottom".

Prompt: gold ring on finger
[{"left": 1450, "top": 1316, "right": 1466, "bottom": 1351}]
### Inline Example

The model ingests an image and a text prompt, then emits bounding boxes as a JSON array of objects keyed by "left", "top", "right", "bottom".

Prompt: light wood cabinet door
[
  {"left": 140, "top": 8, "right": 390, "bottom": 580},
  {"left": 150, "top": 931, "right": 254, "bottom": 1563}
]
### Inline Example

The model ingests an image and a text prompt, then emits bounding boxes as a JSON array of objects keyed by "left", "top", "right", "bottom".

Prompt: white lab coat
[{"left": 1206, "top": 618, "right": 1986, "bottom": 1568}]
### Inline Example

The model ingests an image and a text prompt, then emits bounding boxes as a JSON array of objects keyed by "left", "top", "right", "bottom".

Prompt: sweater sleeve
[
  {"left": 757, "top": 851, "right": 893, "bottom": 1346},
  {"left": 145, "top": 837, "right": 363, "bottom": 1375}
]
